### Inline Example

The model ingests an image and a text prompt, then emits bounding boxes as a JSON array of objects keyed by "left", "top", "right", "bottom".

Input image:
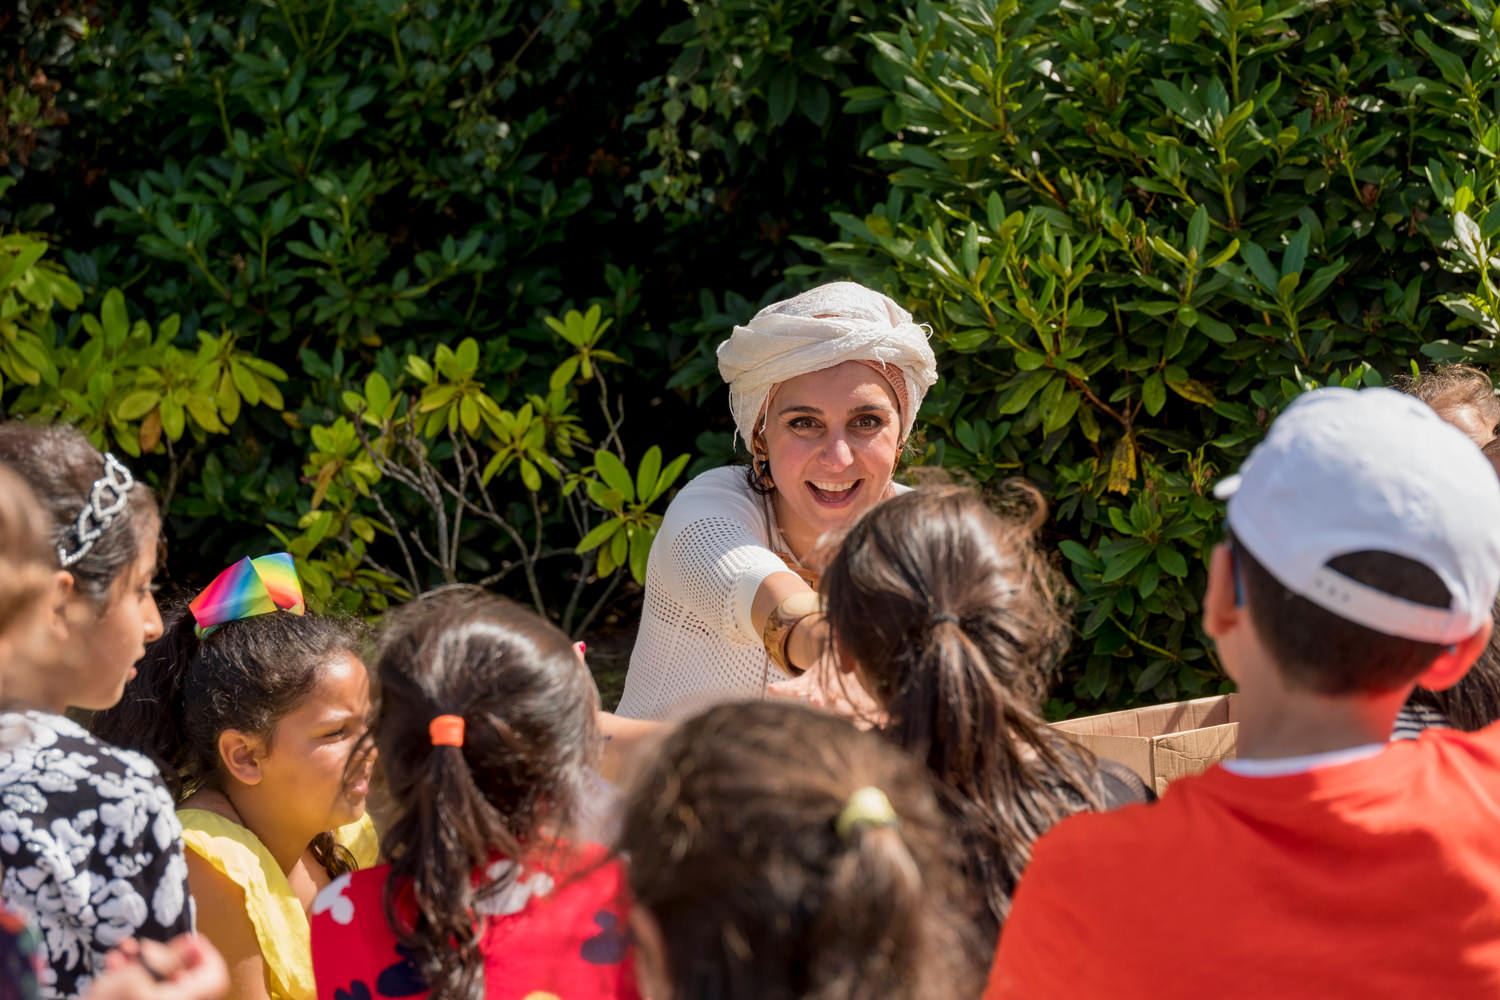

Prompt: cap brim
[{"left": 1213, "top": 474, "right": 1242, "bottom": 500}]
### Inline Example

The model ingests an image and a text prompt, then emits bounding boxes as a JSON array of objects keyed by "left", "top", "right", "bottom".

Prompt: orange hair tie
[{"left": 429, "top": 714, "right": 466, "bottom": 748}]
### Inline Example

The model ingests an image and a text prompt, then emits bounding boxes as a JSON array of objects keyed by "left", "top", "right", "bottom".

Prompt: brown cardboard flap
[
  {"left": 1062, "top": 733, "right": 1154, "bottom": 784},
  {"left": 1052, "top": 694, "right": 1234, "bottom": 739},
  {"left": 1051, "top": 695, "right": 1239, "bottom": 791},
  {"left": 1149, "top": 720, "right": 1239, "bottom": 794}
]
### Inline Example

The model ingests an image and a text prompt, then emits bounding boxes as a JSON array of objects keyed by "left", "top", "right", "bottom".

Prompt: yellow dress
[{"left": 178, "top": 810, "right": 378, "bottom": 1000}]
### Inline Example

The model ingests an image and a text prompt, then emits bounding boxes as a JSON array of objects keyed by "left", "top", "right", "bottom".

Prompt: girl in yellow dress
[{"left": 94, "top": 555, "right": 376, "bottom": 1000}]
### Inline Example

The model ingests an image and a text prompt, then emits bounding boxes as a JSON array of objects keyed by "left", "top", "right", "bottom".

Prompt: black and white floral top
[{"left": 0, "top": 711, "right": 192, "bottom": 999}]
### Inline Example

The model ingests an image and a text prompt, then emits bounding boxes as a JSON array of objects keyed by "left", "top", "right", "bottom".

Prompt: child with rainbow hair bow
[{"left": 94, "top": 554, "right": 378, "bottom": 1000}]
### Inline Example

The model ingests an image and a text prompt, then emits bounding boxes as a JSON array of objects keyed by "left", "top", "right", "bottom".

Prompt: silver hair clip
[{"left": 58, "top": 452, "right": 135, "bottom": 569}]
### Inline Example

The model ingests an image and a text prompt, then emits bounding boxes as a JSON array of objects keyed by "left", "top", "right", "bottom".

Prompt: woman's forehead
[{"left": 775, "top": 362, "right": 900, "bottom": 409}]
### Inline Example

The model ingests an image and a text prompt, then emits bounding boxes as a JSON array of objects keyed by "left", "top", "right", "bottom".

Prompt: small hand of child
[{"left": 93, "top": 935, "right": 229, "bottom": 1000}]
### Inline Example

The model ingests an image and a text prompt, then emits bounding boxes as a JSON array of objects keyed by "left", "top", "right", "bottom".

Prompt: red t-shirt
[
  {"left": 986, "top": 725, "right": 1500, "bottom": 999},
  {"left": 311, "top": 843, "right": 640, "bottom": 1000}
]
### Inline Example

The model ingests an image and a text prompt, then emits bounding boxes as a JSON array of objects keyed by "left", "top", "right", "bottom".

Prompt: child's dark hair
[
  {"left": 0, "top": 460, "right": 54, "bottom": 634},
  {"left": 619, "top": 700, "right": 982, "bottom": 1000},
  {"left": 821, "top": 483, "right": 1113, "bottom": 940},
  {"left": 0, "top": 423, "right": 158, "bottom": 605},
  {"left": 369, "top": 586, "right": 598, "bottom": 1000},
  {"left": 1228, "top": 529, "right": 1451, "bottom": 694},
  {"left": 92, "top": 606, "right": 366, "bottom": 875}
]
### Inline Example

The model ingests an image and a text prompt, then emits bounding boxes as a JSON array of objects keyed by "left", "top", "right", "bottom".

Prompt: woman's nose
[{"left": 823, "top": 435, "right": 854, "bottom": 467}]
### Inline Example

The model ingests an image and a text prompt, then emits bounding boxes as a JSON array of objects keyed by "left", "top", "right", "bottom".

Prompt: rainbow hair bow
[{"left": 189, "top": 553, "right": 306, "bottom": 637}]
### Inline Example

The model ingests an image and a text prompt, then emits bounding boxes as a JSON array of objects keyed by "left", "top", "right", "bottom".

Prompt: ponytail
[
  {"left": 370, "top": 587, "right": 596, "bottom": 1000},
  {"left": 823, "top": 484, "right": 1107, "bottom": 939},
  {"left": 620, "top": 701, "right": 983, "bottom": 1000},
  {"left": 381, "top": 733, "right": 508, "bottom": 1000},
  {"left": 808, "top": 796, "right": 932, "bottom": 1000}
]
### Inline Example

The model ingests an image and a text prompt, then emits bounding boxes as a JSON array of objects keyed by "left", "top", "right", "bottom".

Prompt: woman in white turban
[{"left": 612, "top": 282, "right": 938, "bottom": 721}]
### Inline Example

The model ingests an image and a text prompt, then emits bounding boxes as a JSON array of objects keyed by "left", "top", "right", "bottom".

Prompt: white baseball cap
[{"left": 1214, "top": 386, "right": 1500, "bottom": 643}]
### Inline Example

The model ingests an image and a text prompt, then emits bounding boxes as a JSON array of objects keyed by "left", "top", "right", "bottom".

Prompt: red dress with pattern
[{"left": 310, "top": 843, "right": 639, "bottom": 1000}]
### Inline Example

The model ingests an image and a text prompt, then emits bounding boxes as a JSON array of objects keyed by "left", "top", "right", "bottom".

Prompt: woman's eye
[
  {"left": 789, "top": 417, "right": 819, "bottom": 431},
  {"left": 852, "top": 415, "right": 884, "bottom": 430}
]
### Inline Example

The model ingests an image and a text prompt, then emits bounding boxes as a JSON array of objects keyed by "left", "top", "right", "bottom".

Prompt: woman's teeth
[{"left": 808, "top": 480, "right": 860, "bottom": 503}]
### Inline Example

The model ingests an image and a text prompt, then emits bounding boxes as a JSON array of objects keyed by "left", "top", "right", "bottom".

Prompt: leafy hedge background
[{"left": 5, "top": 0, "right": 1500, "bottom": 713}]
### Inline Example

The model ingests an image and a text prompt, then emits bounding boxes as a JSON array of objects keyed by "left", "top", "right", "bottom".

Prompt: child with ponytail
[
  {"left": 618, "top": 699, "right": 982, "bottom": 1000},
  {"left": 0, "top": 424, "right": 192, "bottom": 1000},
  {"left": 820, "top": 484, "right": 1149, "bottom": 949},
  {"left": 93, "top": 554, "right": 376, "bottom": 1000},
  {"left": 309, "top": 586, "right": 638, "bottom": 1000}
]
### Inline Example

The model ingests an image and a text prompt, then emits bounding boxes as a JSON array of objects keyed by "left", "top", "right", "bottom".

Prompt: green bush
[
  {"left": 15, "top": 0, "right": 1500, "bottom": 709},
  {"left": 290, "top": 306, "right": 688, "bottom": 630},
  {"left": 807, "top": 0, "right": 1500, "bottom": 712},
  {"left": 0, "top": 0, "right": 885, "bottom": 621}
]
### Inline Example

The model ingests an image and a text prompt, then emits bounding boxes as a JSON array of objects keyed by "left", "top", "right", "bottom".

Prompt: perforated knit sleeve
[{"left": 614, "top": 467, "right": 795, "bottom": 721}]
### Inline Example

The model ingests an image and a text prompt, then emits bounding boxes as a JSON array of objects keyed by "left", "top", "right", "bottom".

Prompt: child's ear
[
  {"left": 218, "top": 730, "right": 266, "bottom": 786},
  {"left": 45, "top": 571, "right": 76, "bottom": 640},
  {"left": 1417, "top": 618, "right": 1493, "bottom": 692},
  {"left": 1202, "top": 544, "right": 1242, "bottom": 640}
]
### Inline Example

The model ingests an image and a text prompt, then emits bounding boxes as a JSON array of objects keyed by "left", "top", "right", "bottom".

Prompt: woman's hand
[{"left": 767, "top": 656, "right": 885, "bottom": 728}]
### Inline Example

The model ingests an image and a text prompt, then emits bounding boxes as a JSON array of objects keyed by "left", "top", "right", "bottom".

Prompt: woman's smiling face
[{"left": 762, "top": 361, "right": 903, "bottom": 560}]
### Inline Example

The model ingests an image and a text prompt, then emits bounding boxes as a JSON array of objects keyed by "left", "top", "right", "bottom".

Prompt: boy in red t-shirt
[{"left": 987, "top": 387, "right": 1500, "bottom": 999}]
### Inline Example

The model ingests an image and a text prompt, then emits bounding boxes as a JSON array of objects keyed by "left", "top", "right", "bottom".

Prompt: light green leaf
[
  {"left": 365, "top": 373, "right": 391, "bottom": 414},
  {"left": 116, "top": 391, "right": 161, "bottom": 421},
  {"left": 628, "top": 524, "right": 653, "bottom": 583},
  {"left": 648, "top": 453, "right": 691, "bottom": 504},
  {"left": 520, "top": 458, "right": 541, "bottom": 491},
  {"left": 100, "top": 289, "right": 129, "bottom": 344},
  {"left": 635, "top": 446, "right": 662, "bottom": 503},
  {"left": 594, "top": 450, "right": 636, "bottom": 502}
]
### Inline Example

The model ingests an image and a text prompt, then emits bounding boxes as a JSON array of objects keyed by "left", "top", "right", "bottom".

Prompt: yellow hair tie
[{"left": 835, "top": 786, "right": 899, "bottom": 840}]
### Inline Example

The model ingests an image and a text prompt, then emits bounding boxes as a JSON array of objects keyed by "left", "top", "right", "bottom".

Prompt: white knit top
[
  {"left": 614, "top": 467, "right": 799, "bottom": 721},
  {"left": 615, "top": 466, "right": 910, "bottom": 721}
]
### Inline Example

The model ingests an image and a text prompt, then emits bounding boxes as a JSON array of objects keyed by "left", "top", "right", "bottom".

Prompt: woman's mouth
[{"left": 807, "top": 480, "right": 862, "bottom": 506}]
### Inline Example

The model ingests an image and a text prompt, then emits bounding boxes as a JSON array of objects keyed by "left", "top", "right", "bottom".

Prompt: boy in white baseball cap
[{"left": 986, "top": 387, "right": 1500, "bottom": 999}]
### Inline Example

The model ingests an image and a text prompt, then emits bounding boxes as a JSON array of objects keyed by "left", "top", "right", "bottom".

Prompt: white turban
[{"left": 716, "top": 282, "right": 939, "bottom": 446}]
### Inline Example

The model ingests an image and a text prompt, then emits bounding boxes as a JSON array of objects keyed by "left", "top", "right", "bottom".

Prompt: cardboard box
[{"left": 1050, "top": 694, "right": 1239, "bottom": 795}]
